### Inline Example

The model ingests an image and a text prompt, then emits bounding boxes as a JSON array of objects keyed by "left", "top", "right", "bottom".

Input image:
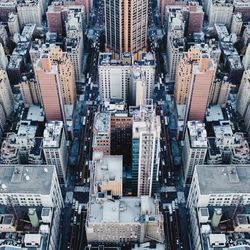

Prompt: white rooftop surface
[
  {"left": 206, "top": 105, "right": 224, "bottom": 122},
  {"left": 17, "top": 121, "right": 37, "bottom": 138},
  {"left": 195, "top": 165, "right": 250, "bottom": 195},
  {"left": 95, "top": 155, "right": 123, "bottom": 183},
  {"left": 0, "top": 165, "right": 55, "bottom": 195},
  {"left": 94, "top": 112, "right": 110, "bottom": 133},
  {"left": 43, "top": 121, "right": 63, "bottom": 148},
  {"left": 214, "top": 121, "right": 233, "bottom": 137},
  {"left": 187, "top": 121, "right": 207, "bottom": 148},
  {"left": 88, "top": 196, "right": 157, "bottom": 224},
  {"left": 132, "top": 243, "right": 165, "bottom": 250},
  {"left": 27, "top": 105, "right": 45, "bottom": 122}
]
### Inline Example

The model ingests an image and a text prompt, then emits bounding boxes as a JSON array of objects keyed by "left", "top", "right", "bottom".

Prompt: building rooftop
[
  {"left": 195, "top": 164, "right": 250, "bottom": 195},
  {"left": 94, "top": 155, "right": 123, "bottom": 185},
  {"left": 0, "top": 205, "right": 50, "bottom": 249},
  {"left": 88, "top": 195, "right": 159, "bottom": 224},
  {"left": 93, "top": 112, "right": 110, "bottom": 133},
  {"left": 0, "top": 165, "right": 55, "bottom": 195},
  {"left": 26, "top": 105, "right": 45, "bottom": 122},
  {"left": 206, "top": 105, "right": 224, "bottom": 122},
  {"left": 187, "top": 121, "right": 207, "bottom": 148},
  {"left": 43, "top": 121, "right": 63, "bottom": 148}
]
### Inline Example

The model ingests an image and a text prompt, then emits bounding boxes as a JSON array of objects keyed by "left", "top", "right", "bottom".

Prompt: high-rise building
[
  {"left": 187, "top": 55, "right": 216, "bottom": 121},
  {"left": 0, "top": 43, "right": 8, "bottom": 70},
  {"left": 34, "top": 45, "right": 76, "bottom": 121},
  {"left": 209, "top": 76, "right": 232, "bottom": 106},
  {"left": 49, "top": 46, "right": 76, "bottom": 105},
  {"left": 104, "top": 0, "right": 148, "bottom": 55},
  {"left": 0, "top": 70, "right": 15, "bottom": 119},
  {"left": 66, "top": 7, "right": 84, "bottom": 81},
  {"left": 98, "top": 53, "right": 132, "bottom": 102},
  {"left": 0, "top": 0, "right": 16, "bottom": 23},
  {"left": 207, "top": 0, "right": 233, "bottom": 28},
  {"left": 175, "top": 46, "right": 203, "bottom": 105},
  {"left": 186, "top": 2, "right": 204, "bottom": 36},
  {"left": 17, "top": 0, "right": 43, "bottom": 28},
  {"left": 233, "top": 0, "right": 250, "bottom": 22},
  {"left": 19, "top": 76, "right": 41, "bottom": 107},
  {"left": 237, "top": 69, "right": 250, "bottom": 117},
  {"left": 242, "top": 43, "right": 250, "bottom": 70},
  {"left": 230, "top": 12, "right": 243, "bottom": 36},
  {"left": 7, "top": 12, "right": 20, "bottom": 36},
  {"left": 93, "top": 112, "right": 111, "bottom": 155},
  {"left": 98, "top": 52, "right": 156, "bottom": 104},
  {"left": 43, "top": 121, "right": 68, "bottom": 184},
  {"left": 187, "top": 164, "right": 250, "bottom": 250},
  {"left": 132, "top": 100, "right": 161, "bottom": 197},
  {"left": 182, "top": 121, "right": 207, "bottom": 184},
  {"left": 46, "top": 2, "right": 65, "bottom": 36},
  {"left": 0, "top": 164, "right": 63, "bottom": 250},
  {"left": 34, "top": 57, "right": 64, "bottom": 121},
  {"left": 167, "top": 10, "right": 185, "bottom": 81}
]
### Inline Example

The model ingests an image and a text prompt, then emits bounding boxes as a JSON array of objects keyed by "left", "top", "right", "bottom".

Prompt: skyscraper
[
  {"left": 104, "top": 0, "right": 148, "bottom": 55},
  {"left": 187, "top": 55, "right": 216, "bottom": 121},
  {"left": 132, "top": 100, "right": 161, "bottom": 197},
  {"left": 34, "top": 57, "right": 65, "bottom": 121}
]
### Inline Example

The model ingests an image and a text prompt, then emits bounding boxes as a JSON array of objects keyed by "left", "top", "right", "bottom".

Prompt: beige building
[
  {"left": 19, "top": 76, "right": 41, "bottom": 107},
  {"left": 104, "top": 0, "right": 148, "bottom": 55},
  {"left": 209, "top": 76, "right": 232, "bottom": 106},
  {"left": 237, "top": 69, "right": 250, "bottom": 117},
  {"left": 49, "top": 46, "right": 76, "bottom": 105},
  {"left": 175, "top": 46, "right": 203, "bottom": 105},
  {"left": 7, "top": 12, "right": 20, "bottom": 36}
]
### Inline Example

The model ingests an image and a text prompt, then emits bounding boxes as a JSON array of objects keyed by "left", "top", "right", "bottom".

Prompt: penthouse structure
[
  {"left": 43, "top": 121, "right": 68, "bottom": 184},
  {"left": 132, "top": 100, "right": 161, "bottom": 197},
  {"left": 0, "top": 120, "right": 43, "bottom": 164},
  {"left": 0, "top": 164, "right": 63, "bottom": 250},
  {"left": 207, "top": 121, "right": 250, "bottom": 165},
  {"left": 187, "top": 164, "right": 250, "bottom": 250},
  {"left": 93, "top": 112, "right": 111, "bottom": 155},
  {"left": 182, "top": 121, "right": 207, "bottom": 184}
]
